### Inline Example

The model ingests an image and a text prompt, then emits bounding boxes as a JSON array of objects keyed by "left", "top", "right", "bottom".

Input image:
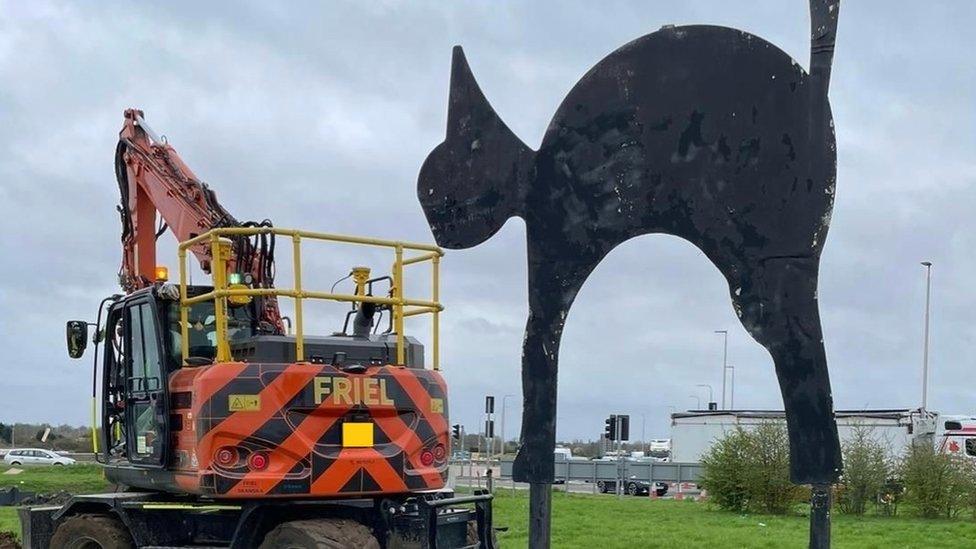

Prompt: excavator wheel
[
  {"left": 49, "top": 513, "right": 134, "bottom": 549},
  {"left": 466, "top": 520, "right": 499, "bottom": 548},
  {"left": 259, "top": 518, "right": 380, "bottom": 549}
]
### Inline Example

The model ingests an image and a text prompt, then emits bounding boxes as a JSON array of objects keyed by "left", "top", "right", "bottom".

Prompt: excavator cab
[
  {"left": 67, "top": 283, "right": 258, "bottom": 469},
  {"left": 100, "top": 290, "right": 170, "bottom": 467}
]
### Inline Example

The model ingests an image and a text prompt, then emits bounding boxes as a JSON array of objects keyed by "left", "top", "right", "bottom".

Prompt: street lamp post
[
  {"left": 727, "top": 365, "right": 735, "bottom": 409},
  {"left": 921, "top": 261, "right": 933, "bottom": 410},
  {"left": 715, "top": 330, "right": 728, "bottom": 409},
  {"left": 500, "top": 394, "right": 516, "bottom": 455},
  {"left": 640, "top": 413, "right": 646, "bottom": 454}
]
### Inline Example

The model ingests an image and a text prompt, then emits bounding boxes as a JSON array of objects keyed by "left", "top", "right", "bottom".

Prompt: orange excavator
[{"left": 20, "top": 110, "right": 495, "bottom": 548}]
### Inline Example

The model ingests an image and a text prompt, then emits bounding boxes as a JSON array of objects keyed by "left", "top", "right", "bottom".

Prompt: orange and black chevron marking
[{"left": 166, "top": 361, "right": 449, "bottom": 499}]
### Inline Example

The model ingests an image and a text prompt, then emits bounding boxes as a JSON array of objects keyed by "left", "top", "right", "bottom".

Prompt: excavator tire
[
  {"left": 49, "top": 514, "right": 134, "bottom": 549},
  {"left": 466, "top": 520, "right": 499, "bottom": 548},
  {"left": 259, "top": 518, "right": 380, "bottom": 549}
]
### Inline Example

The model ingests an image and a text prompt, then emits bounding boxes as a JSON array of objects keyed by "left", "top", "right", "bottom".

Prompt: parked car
[
  {"left": 3, "top": 449, "right": 76, "bottom": 466},
  {"left": 596, "top": 476, "right": 668, "bottom": 497}
]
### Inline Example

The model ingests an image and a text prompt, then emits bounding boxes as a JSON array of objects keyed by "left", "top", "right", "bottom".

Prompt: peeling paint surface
[{"left": 418, "top": 1, "right": 843, "bottom": 490}]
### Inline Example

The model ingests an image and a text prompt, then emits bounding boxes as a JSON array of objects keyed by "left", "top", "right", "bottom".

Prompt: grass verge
[
  {"left": 0, "top": 464, "right": 109, "bottom": 495},
  {"left": 2, "top": 467, "right": 975, "bottom": 547},
  {"left": 486, "top": 488, "right": 976, "bottom": 548}
]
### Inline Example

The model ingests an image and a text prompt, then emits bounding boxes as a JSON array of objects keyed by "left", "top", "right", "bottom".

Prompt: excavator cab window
[
  {"left": 165, "top": 295, "right": 255, "bottom": 368},
  {"left": 126, "top": 301, "right": 166, "bottom": 465}
]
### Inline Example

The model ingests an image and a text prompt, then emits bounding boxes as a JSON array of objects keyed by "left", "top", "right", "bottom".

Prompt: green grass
[
  {"left": 0, "top": 464, "right": 109, "bottom": 495},
  {"left": 0, "top": 463, "right": 110, "bottom": 541},
  {"left": 2, "top": 466, "right": 975, "bottom": 547},
  {"left": 488, "top": 489, "right": 976, "bottom": 548},
  {"left": 0, "top": 508, "right": 17, "bottom": 540}
]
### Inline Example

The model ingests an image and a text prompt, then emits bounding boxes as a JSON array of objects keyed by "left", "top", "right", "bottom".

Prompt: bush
[
  {"left": 699, "top": 427, "right": 752, "bottom": 512},
  {"left": 836, "top": 424, "right": 889, "bottom": 516},
  {"left": 700, "top": 422, "right": 800, "bottom": 514},
  {"left": 899, "top": 442, "right": 973, "bottom": 519},
  {"left": 965, "top": 462, "right": 976, "bottom": 520}
]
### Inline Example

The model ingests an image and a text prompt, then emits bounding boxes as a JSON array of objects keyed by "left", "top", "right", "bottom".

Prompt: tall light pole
[
  {"left": 921, "top": 261, "right": 933, "bottom": 410},
  {"left": 727, "top": 365, "right": 735, "bottom": 409},
  {"left": 500, "top": 394, "right": 516, "bottom": 455},
  {"left": 714, "top": 330, "right": 728, "bottom": 409},
  {"left": 696, "top": 384, "right": 714, "bottom": 407},
  {"left": 640, "top": 413, "right": 646, "bottom": 454}
]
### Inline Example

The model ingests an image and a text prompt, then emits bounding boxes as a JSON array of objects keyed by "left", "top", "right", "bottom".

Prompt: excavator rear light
[
  {"left": 247, "top": 451, "right": 269, "bottom": 471},
  {"left": 214, "top": 447, "right": 238, "bottom": 467},
  {"left": 432, "top": 443, "right": 447, "bottom": 463},
  {"left": 420, "top": 450, "right": 435, "bottom": 467},
  {"left": 154, "top": 266, "right": 169, "bottom": 282}
]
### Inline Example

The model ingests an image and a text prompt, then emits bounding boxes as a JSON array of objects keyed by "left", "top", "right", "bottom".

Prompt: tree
[{"left": 836, "top": 423, "right": 889, "bottom": 515}]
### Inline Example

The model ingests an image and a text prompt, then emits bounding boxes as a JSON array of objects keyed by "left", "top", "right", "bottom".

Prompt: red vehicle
[{"left": 21, "top": 110, "right": 494, "bottom": 549}]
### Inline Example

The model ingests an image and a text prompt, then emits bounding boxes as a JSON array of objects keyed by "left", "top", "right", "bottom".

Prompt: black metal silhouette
[{"left": 419, "top": 1, "right": 841, "bottom": 546}]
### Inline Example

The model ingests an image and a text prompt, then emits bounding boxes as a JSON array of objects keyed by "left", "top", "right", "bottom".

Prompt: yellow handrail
[{"left": 177, "top": 227, "right": 444, "bottom": 369}]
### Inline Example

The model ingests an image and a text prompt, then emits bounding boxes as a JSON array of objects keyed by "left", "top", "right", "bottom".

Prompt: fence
[{"left": 498, "top": 459, "right": 702, "bottom": 485}]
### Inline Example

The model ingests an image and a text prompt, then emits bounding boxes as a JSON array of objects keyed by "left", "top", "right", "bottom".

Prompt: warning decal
[{"left": 229, "top": 394, "right": 261, "bottom": 412}]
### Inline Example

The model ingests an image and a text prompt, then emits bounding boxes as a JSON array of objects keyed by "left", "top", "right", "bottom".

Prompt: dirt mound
[
  {"left": 0, "top": 531, "right": 21, "bottom": 549},
  {"left": 18, "top": 491, "right": 72, "bottom": 506}
]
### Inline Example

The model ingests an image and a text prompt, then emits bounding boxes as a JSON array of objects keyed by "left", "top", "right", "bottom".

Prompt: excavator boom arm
[{"left": 116, "top": 108, "right": 282, "bottom": 332}]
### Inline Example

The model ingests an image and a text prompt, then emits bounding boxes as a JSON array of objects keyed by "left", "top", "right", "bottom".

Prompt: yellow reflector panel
[{"left": 342, "top": 422, "right": 374, "bottom": 447}]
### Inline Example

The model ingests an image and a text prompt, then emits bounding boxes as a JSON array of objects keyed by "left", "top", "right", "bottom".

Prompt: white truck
[{"left": 670, "top": 409, "right": 976, "bottom": 463}]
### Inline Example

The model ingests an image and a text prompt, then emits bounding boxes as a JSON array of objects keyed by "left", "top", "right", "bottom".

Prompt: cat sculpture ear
[{"left": 417, "top": 46, "right": 534, "bottom": 249}]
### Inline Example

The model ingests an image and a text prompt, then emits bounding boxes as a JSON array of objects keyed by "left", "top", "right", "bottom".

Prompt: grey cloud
[{"left": 1, "top": 1, "right": 974, "bottom": 442}]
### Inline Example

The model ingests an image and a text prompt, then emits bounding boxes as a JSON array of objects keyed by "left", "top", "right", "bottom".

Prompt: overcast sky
[{"left": 1, "top": 1, "right": 974, "bottom": 443}]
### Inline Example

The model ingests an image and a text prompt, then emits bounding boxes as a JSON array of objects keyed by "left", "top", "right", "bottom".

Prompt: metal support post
[
  {"left": 528, "top": 483, "right": 552, "bottom": 548},
  {"left": 809, "top": 484, "right": 831, "bottom": 549}
]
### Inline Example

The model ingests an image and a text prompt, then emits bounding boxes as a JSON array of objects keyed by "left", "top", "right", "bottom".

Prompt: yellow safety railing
[{"left": 177, "top": 227, "right": 443, "bottom": 369}]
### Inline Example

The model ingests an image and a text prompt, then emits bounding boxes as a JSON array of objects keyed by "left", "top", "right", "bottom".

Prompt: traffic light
[
  {"left": 618, "top": 415, "right": 630, "bottom": 441},
  {"left": 604, "top": 415, "right": 617, "bottom": 440},
  {"left": 452, "top": 424, "right": 461, "bottom": 441},
  {"left": 485, "top": 396, "right": 495, "bottom": 414},
  {"left": 485, "top": 420, "right": 494, "bottom": 438}
]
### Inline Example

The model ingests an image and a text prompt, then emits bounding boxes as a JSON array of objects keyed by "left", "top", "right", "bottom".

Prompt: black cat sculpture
[{"left": 419, "top": 2, "right": 842, "bottom": 541}]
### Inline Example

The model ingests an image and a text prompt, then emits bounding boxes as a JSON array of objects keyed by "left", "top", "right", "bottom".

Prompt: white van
[{"left": 936, "top": 416, "right": 976, "bottom": 460}]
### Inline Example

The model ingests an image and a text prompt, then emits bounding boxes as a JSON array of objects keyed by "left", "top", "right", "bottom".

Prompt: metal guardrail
[
  {"left": 178, "top": 227, "right": 443, "bottom": 368},
  {"left": 498, "top": 459, "right": 702, "bottom": 484}
]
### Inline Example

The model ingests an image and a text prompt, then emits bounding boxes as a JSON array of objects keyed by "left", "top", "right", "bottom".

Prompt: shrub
[
  {"left": 747, "top": 422, "right": 799, "bottom": 514},
  {"left": 836, "top": 424, "right": 889, "bottom": 516},
  {"left": 699, "top": 427, "right": 752, "bottom": 512},
  {"left": 899, "top": 442, "right": 973, "bottom": 519},
  {"left": 700, "top": 422, "right": 800, "bottom": 514}
]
